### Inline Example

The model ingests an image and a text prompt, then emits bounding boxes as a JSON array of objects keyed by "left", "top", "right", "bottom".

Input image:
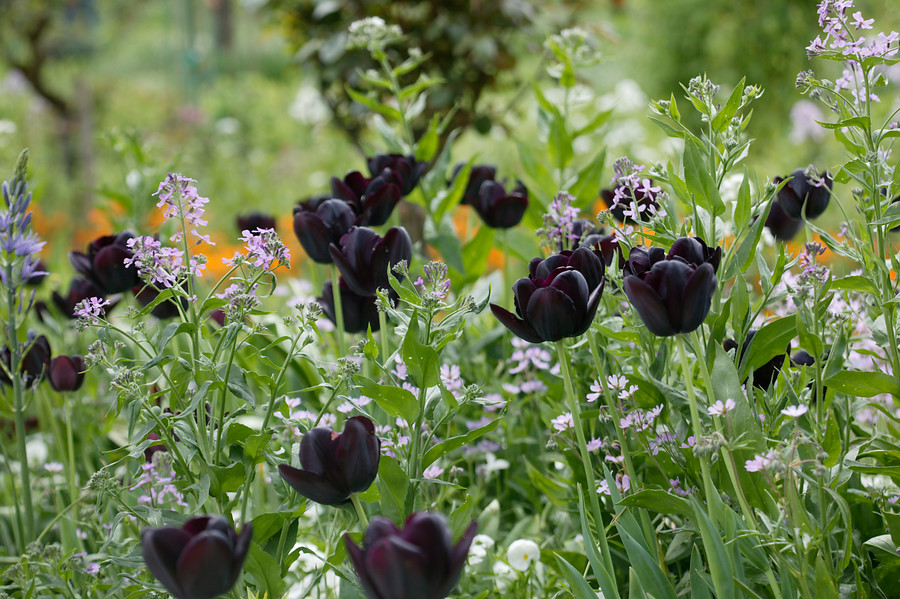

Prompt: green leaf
[
  {"left": 377, "top": 456, "right": 409, "bottom": 524},
  {"left": 617, "top": 489, "right": 692, "bottom": 516},
  {"left": 711, "top": 77, "right": 745, "bottom": 133},
  {"left": 683, "top": 138, "right": 725, "bottom": 216},
  {"left": 433, "top": 157, "right": 474, "bottom": 222},
  {"left": 578, "top": 489, "right": 620, "bottom": 599},
  {"left": 448, "top": 495, "right": 474, "bottom": 540},
  {"left": 689, "top": 545, "right": 712, "bottom": 599},
  {"left": 872, "top": 200, "right": 900, "bottom": 227},
  {"left": 734, "top": 171, "right": 751, "bottom": 231},
  {"left": 345, "top": 86, "right": 402, "bottom": 121},
  {"left": 739, "top": 317, "right": 795, "bottom": 382},
  {"left": 568, "top": 148, "right": 608, "bottom": 210},
  {"left": 824, "top": 370, "right": 900, "bottom": 398},
  {"left": 227, "top": 367, "right": 257, "bottom": 408},
  {"left": 816, "top": 115, "right": 871, "bottom": 130},
  {"left": 400, "top": 315, "right": 440, "bottom": 389},
  {"left": 244, "top": 431, "right": 271, "bottom": 461},
  {"left": 356, "top": 376, "right": 419, "bottom": 424},
  {"left": 460, "top": 226, "right": 495, "bottom": 283},
  {"left": 415, "top": 115, "right": 440, "bottom": 163},
  {"left": 244, "top": 543, "right": 287, "bottom": 599},
  {"left": 618, "top": 526, "right": 678, "bottom": 599},
  {"left": 830, "top": 275, "right": 877, "bottom": 293},
  {"left": 691, "top": 496, "right": 735, "bottom": 599},
  {"left": 573, "top": 109, "right": 613, "bottom": 139},
  {"left": 209, "top": 462, "right": 246, "bottom": 496},
  {"left": 555, "top": 554, "right": 600, "bottom": 599},
  {"left": 422, "top": 417, "right": 499, "bottom": 469}
]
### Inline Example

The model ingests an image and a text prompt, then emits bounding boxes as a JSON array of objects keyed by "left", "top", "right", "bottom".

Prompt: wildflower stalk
[
  {"left": 586, "top": 331, "right": 635, "bottom": 480},
  {"left": 674, "top": 334, "right": 715, "bottom": 507},
  {"left": 555, "top": 340, "right": 611, "bottom": 548},
  {"left": 378, "top": 309, "right": 389, "bottom": 364},
  {"left": 64, "top": 401, "right": 79, "bottom": 504},
  {"left": 330, "top": 265, "right": 346, "bottom": 356}
]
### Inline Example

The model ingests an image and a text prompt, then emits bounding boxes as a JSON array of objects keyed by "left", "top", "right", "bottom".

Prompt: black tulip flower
[
  {"left": 70, "top": 232, "right": 140, "bottom": 294},
  {"left": 52, "top": 278, "right": 108, "bottom": 319},
  {"left": 318, "top": 278, "right": 381, "bottom": 334},
  {"left": 236, "top": 213, "right": 277, "bottom": 233},
  {"left": 601, "top": 182, "right": 660, "bottom": 223},
  {"left": 455, "top": 164, "right": 497, "bottom": 206},
  {"left": 141, "top": 516, "right": 252, "bottom": 599},
  {"left": 329, "top": 226, "right": 413, "bottom": 297},
  {"left": 292, "top": 197, "right": 358, "bottom": 264},
  {"left": 345, "top": 512, "right": 477, "bottom": 599},
  {"left": 582, "top": 230, "right": 623, "bottom": 267},
  {"left": 48, "top": 355, "right": 85, "bottom": 392},
  {"left": 623, "top": 247, "right": 717, "bottom": 337},
  {"left": 367, "top": 154, "right": 427, "bottom": 196},
  {"left": 667, "top": 236, "right": 722, "bottom": 273},
  {"left": 491, "top": 247, "right": 605, "bottom": 344},
  {"left": 278, "top": 415, "right": 380, "bottom": 505},
  {"left": 790, "top": 350, "right": 816, "bottom": 367},
  {"left": 468, "top": 179, "right": 529, "bottom": 229},
  {"left": 133, "top": 284, "right": 189, "bottom": 319},
  {"left": 764, "top": 198, "right": 804, "bottom": 241},
  {"left": 144, "top": 432, "right": 168, "bottom": 462},
  {"left": 1, "top": 334, "right": 51, "bottom": 387},
  {"left": 724, "top": 330, "right": 786, "bottom": 390},
  {"left": 331, "top": 171, "right": 403, "bottom": 227},
  {"left": 621, "top": 245, "right": 666, "bottom": 278},
  {"left": 774, "top": 168, "right": 832, "bottom": 220}
]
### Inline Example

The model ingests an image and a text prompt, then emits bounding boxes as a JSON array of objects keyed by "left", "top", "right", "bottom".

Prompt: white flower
[
  {"left": 707, "top": 398, "right": 736, "bottom": 416},
  {"left": 781, "top": 404, "right": 809, "bottom": 418},
  {"left": 507, "top": 539, "right": 540, "bottom": 571}
]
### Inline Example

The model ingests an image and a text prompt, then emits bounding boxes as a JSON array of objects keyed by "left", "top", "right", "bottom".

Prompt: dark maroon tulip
[
  {"left": 144, "top": 432, "right": 168, "bottom": 462},
  {"left": 367, "top": 154, "right": 426, "bottom": 196},
  {"left": 623, "top": 252, "right": 717, "bottom": 337},
  {"left": 582, "top": 230, "right": 623, "bottom": 267},
  {"left": 209, "top": 309, "right": 226, "bottom": 327},
  {"left": 454, "top": 164, "right": 497, "bottom": 206},
  {"left": 293, "top": 197, "right": 358, "bottom": 264},
  {"left": 1, "top": 334, "right": 51, "bottom": 387},
  {"left": 141, "top": 516, "right": 252, "bottom": 599},
  {"left": 601, "top": 182, "right": 660, "bottom": 223},
  {"left": 278, "top": 415, "right": 380, "bottom": 505},
  {"left": 69, "top": 232, "right": 140, "bottom": 294},
  {"left": 668, "top": 236, "right": 722, "bottom": 273},
  {"left": 48, "top": 355, "right": 85, "bottom": 392},
  {"left": 331, "top": 171, "right": 403, "bottom": 227},
  {"left": 790, "top": 350, "right": 815, "bottom": 367},
  {"left": 764, "top": 198, "right": 804, "bottom": 241},
  {"left": 724, "top": 330, "right": 786, "bottom": 390},
  {"left": 346, "top": 512, "right": 477, "bottom": 599},
  {"left": 318, "top": 278, "right": 381, "bottom": 334},
  {"left": 52, "top": 278, "right": 108, "bottom": 319},
  {"left": 468, "top": 179, "right": 529, "bottom": 229},
  {"left": 621, "top": 245, "right": 666, "bottom": 278},
  {"left": 236, "top": 213, "right": 277, "bottom": 233},
  {"left": 491, "top": 247, "right": 605, "bottom": 343},
  {"left": 133, "top": 284, "right": 189, "bottom": 319},
  {"left": 775, "top": 169, "right": 832, "bottom": 220},
  {"left": 329, "top": 226, "right": 413, "bottom": 297}
]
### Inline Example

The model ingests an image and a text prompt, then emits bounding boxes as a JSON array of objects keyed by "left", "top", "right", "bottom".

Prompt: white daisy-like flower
[
  {"left": 781, "top": 404, "right": 809, "bottom": 418},
  {"left": 707, "top": 398, "right": 736, "bottom": 416},
  {"left": 507, "top": 539, "right": 540, "bottom": 571}
]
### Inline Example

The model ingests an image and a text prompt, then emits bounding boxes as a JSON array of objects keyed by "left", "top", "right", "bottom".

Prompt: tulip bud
[
  {"left": 366, "top": 154, "right": 426, "bottom": 196},
  {"left": 491, "top": 248, "right": 605, "bottom": 343},
  {"left": 236, "top": 213, "right": 277, "bottom": 233},
  {"left": 724, "top": 330, "right": 786, "bottom": 390},
  {"left": 329, "top": 226, "right": 413, "bottom": 297},
  {"left": 1, "top": 334, "right": 52, "bottom": 388},
  {"left": 764, "top": 198, "right": 804, "bottom": 241},
  {"left": 345, "top": 512, "right": 477, "bottom": 599},
  {"left": 52, "top": 278, "right": 110, "bottom": 320},
  {"left": 141, "top": 516, "right": 252, "bottom": 599},
  {"left": 48, "top": 355, "right": 85, "bottom": 392},
  {"left": 69, "top": 232, "right": 141, "bottom": 294},
  {"left": 774, "top": 168, "right": 832, "bottom": 220},
  {"left": 293, "top": 196, "right": 358, "bottom": 264},
  {"left": 469, "top": 180, "right": 529, "bottom": 229},
  {"left": 318, "top": 278, "right": 381, "bottom": 334},
  {"left": 278, "top": 416, "right": 380, "bottom": 505}
]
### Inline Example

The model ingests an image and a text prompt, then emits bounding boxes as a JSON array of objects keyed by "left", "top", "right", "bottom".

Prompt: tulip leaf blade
[
  {"left": 460, "top": 225, "right": 495, "bottom": 284},
  {"left": 739, "top": 317, "right": 795, "bottom": 382},
  {"left": 568, "top": 147, "right": 608, "bottom": 211},
  {"left": 617, "top": 489, "right": 692, "bottom": 517},
  {"left": 555, "top": 553, "right": 601, "bottom": 599},
  {"left": 356, "top": 376, "right": 419, "bottom": 424},
  {"left": 824, "top": 370, "right": 900, "bottom": 398},
  {"left": 244, "top": 542, "right": 287, "bottom": 599},
  {"left": 376, "top": 456, "right": 409, "bottom": 524},
  {"left": 433, "top": 156, "right": 474, "bottom": 222}
]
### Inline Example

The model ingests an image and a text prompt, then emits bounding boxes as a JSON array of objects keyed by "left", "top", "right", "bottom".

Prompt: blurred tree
[{"left": 261, "top": 0, "right": 590, "bottom": 152}]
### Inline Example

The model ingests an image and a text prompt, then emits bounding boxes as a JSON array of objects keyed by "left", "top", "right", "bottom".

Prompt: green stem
[
  {"left": 350, "top": 494, "right": 369, "bottom": 529},
  {"left": 331, "top": 265, "right": 346, "bottom": 357},
  {"left": 586, "top": 331, "right": 635, "bottom": 480},
  {"left": 379, "top": 310, "right": 389, "bottom": 366},
  {"left": 674, "top": 335, "right": 715, "bottom": 507},
  {"left": 214, "top": 332, "right": 240, "bottom": 465},
  {"left": 555, "top": 340, "right": 615, "bottom": 574},
  {"left": 64, "top": 401, "right": 78, "bottom": 505},
  {"left": 7, "top": 268, "right": 34, "bottom": 544}
]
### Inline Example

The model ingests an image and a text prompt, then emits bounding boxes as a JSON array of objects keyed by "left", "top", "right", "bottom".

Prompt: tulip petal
[
  {"left": 225, "top": 524, "right": 253, "bottom": 591},
  {"left": 399, "top": 513, "right": 452, "bottom": 581},
  {"left": 278, "top": 464, "right": 349, "bottom": 505},
  {"left": 439, "top": 520, "right": 478, "bottom": 599},
  {"left": 490, "top": 304, "right": 543, "bottom": 344},
  {"left": 366, "top": 537, "right": 429, "bottom": 599},
  {"left": 567, "top": 247, "right": 606, "bottom": 291},
  {"left": 293, "top": 212, "right": 334, "bottom": 264},
  {"left": 176, "top": 530, "right": 233, "bottom": 599},
  {"left": 336, "top": 416, "right": 380, "bottom": 494},
  {"left": 525, "top": 286, "right": 578, "bottom": 342},
  {"left": 142, "top": 527, "right": 191, "bottom": 599},
  {"left": 680, "top": 263, "right": 716, "bottom": 334},
  {"left": 346, "top": 534, "right": 384, "bottom": 599},
  {"left": 623, "top": 275, "right": 676, "bottom": 337}
]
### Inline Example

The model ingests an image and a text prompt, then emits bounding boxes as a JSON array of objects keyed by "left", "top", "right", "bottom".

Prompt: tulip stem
[
  {"left": 674, "top": 335, "right": 715, "bottom": 508},
  {"left": 350, "top": 494, "right": 369, "bottom": 529},
  {"left": 555, "top": 340, "right": 615, "bottom": 573},
  {"left": 331, "top": 265, "right": 346, "bottom": 357},
  {"left": 378, "top": 309, "right": 389, "bottom": 365},
  {"left": 586, "top": 331, "right": 635, "bottom": 480}
]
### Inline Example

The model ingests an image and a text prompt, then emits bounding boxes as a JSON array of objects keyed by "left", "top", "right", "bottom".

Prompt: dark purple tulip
[
  {"left": 582, "top": 230, "right": 623, "bottom": 267},
  {"left": 345, "top": 512, "right": 477, "bottom": 599},
  {"left": 491, "top": 247, "right": 605, "bottom": 343},
  {"left": 293, "top": 197, "right": 358, "bottom": 264},
  {"left": 236, "top": 213, "right": 277, "bottom": 233},
  {"left": 601, "top": 182, "right": 660, "bottom": 223},
  {"left": 468, "top": 179, "right": 529, "bottom": 229},
  {"left": 133, "top": 284, "right": 189, "bottom": 319},
  {"left": 48, "top": 355, "right": 85, "bottom": 392},
  {"left": 1, "top": 334, "right": 51, "bottom": 387},
  {"left": 318, "top": 278, "right": 381, "bottom": 334},
  {"left": 774, "top": 169, "right": 832, "bottom": 220},
  {"left": 621, "top": 245, "right": 666, "bottom": 278},
  {"left": 52, "top": 278, "right": 108, "bottom": 319},
  {"left": 623, "top": 252, "right": 717, "bottom": 337},
  {"left": 889, "top": 194, "right": 900, "bottom": 233},
  {"left": 278, "top": 415, "right": 380, "bottom": 505},
  {"left": 764, "top": 198, "right": 804, "bottom": 241},
  {"left": 367, "top": 154, "right": 426, "bottom": 196},
  {"left": 455, "top": 164, "right": 497, "bottom": 206},
  {"left": 145, "top": 432, "right": 168, "bottom": 462},
  {"left": 141, "top": 516, "right": 252, "bottom": 599},
  {"left": 69, "top": 232, "right": 140, "bottom": 294},
  {"left": 724, "top": 330, "right": 786, "bottom": 390},
  {"left": 668, "top": 236, "right": 722, "bottom": 273},
  {"left": 331, "top": 171, "right": 403, "bottom": 227},
  {"left": 790, "top": 350, "right": 816, "bottom": 367},
  {"left": 329, "top": 226, "right": 413, "bottom": 297}
]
